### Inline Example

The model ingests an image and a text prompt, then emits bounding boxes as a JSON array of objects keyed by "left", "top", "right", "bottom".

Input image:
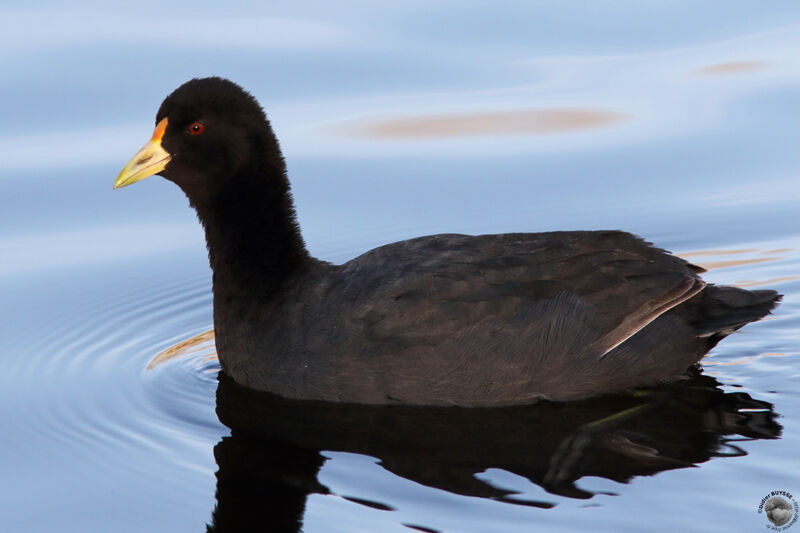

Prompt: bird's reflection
[{"left": 207, "top": 370, "right": 780, "bottom": 532}]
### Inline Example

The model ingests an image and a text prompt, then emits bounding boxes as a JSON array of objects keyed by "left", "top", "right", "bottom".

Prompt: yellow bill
[{"left": 114, "top": 118, "right": 172, "bottom": 189}]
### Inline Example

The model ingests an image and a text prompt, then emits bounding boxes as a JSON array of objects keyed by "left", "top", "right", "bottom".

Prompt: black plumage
[{"left": 116, "top": 77, "right": 780, "bottom": 406}]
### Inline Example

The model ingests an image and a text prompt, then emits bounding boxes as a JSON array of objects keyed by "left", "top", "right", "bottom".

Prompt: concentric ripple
[{"left": 0, "top": 257, "right": 227, "bottom": 526}]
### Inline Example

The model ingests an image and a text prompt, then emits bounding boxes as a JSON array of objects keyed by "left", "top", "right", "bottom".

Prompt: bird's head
[{"left": 115, "top": 77, "right": 282, "bottom": 205}]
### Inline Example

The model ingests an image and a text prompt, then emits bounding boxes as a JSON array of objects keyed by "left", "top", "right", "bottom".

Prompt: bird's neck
[{"left": 193, "top": 160, "right": 312, "bottom": 300}]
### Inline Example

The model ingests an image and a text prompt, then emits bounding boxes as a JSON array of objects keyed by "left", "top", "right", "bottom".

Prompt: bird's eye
[{"left": 188, "top": 122, "right": 205, "bottom": 135}]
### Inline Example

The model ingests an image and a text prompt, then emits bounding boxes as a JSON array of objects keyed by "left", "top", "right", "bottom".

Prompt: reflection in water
[
  {"left": 342, "top": 108, "right": 630, "bottom": 139},
  {"left": 207, "top": 371, "right": 780, "bottom": 532},
  {"left": 679, "top": 249, "right": 758, "bottom": 257},
  {"left": 704, "top": 352, "right": 786, "bottom": 367},
  {"left": 696, "top": 257, "right": 777, "bottom": 270},
  {"left": 736, "top": 276, "right": 800, "bottom": 288},
  {"left": 691, "top": 60, "right": 769, "bottom": 76},
  {"left": 679, "top": 247, "right": 797, "bottom": 287},
  {"left": 148, "top": 330, "right": 215, "bottom": 370},
  {"left": 679, "top": 248, "right": 783, "bottom": 270}
]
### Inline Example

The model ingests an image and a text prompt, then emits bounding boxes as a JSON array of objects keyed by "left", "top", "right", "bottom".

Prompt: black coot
[{"left": 115, "top": 77, "right": 780, "bottom": 406}]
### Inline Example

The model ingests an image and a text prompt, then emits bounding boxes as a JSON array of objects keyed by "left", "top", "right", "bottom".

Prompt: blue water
[{"left": 1, "top": 2, "right": 799, "bottom": 532}]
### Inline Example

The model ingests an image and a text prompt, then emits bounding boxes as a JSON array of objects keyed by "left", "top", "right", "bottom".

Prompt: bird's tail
[{"left": 691, "top": 285, "right": 781, "bottom": 340}]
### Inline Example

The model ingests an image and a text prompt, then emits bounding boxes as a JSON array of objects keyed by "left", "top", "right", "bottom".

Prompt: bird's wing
[{"left": 330, "top": 231, "right": 704, "bottom": 357}]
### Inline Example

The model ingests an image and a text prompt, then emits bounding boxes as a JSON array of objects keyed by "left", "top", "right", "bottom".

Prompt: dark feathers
[{"left": 126, "top": 77, "right": 781, "bottom": 406}]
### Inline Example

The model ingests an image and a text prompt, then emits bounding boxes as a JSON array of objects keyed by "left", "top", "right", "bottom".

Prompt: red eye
[{"left": 189, "top": 122, "right": 204, "bottom": 135}]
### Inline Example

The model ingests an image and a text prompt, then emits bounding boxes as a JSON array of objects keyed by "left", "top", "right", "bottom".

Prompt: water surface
[{"left": 1, "top": 2, "right": 799, "bottom": 532}]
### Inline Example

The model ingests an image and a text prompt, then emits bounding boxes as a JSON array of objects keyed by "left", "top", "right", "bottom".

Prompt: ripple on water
[
  {"left": 677, "top": 243, "right": 799, "bottom": 392},
  {"left": 143, "top": 329, "right": 222, "bottom": 436},
  {"left": 4, "top": 237, "right": 794, "bottom": 533},
  {"left": 3, "top": 267, "right": 225, "bottom": 507}
]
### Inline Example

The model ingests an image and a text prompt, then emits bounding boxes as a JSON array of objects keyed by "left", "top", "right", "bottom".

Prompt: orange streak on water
[
  {"left": 147, "top": 329, "right": 215, "bottom": 370},
  {"left": 734, "top": 275, "right": 800, "bottom": 288},
  {"left": 342, "top": 108, "right": 630, "bottom": 139},
  {"left": 679, "top": 249, "right": 758, "bottom": 258},
  {"left": 698, "top": 257, "right": 778, "bottom": 270},
  {"left": 692, "top": 60, "right": 769, "bottom": 76}
]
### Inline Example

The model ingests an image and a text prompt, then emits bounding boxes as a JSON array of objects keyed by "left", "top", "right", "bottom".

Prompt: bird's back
[{"left": 228, "top": 230, "right": 770, "bottom": 406}]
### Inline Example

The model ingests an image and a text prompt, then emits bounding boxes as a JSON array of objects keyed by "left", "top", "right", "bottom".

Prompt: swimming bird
[{"left": 115, "top": 77, "right": 780, "bottom": 406}]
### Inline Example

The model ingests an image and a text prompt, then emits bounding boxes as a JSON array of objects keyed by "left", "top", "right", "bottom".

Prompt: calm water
[{"left": 1, "top": 2, "right": 799, "bottom": 532}]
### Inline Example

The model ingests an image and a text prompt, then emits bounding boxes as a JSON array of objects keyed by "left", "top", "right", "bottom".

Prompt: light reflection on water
[
  {"left": 1, "top": 2, "right": 799, "bottom": 532},
  {"left": 341, "top": 108, "right": 631, "bottom": 139},
  {"left": 691, "top": 60, "right": 770, "bottom": 76}
]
